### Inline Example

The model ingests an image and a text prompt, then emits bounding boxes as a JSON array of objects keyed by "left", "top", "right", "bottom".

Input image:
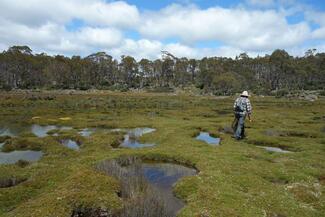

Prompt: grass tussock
[
  {"left": 286, "top": 183, "right": 322, "bottom": 205},
  {"left": 110, "top": 137, "right": 124, "bottom": 149},
  {"left": 2, "top": 137, "right": 43, "bottom": 152},
  {"left": 15, "top": 160, "right": 30, "bottom": 168},
  {"left": 0, "top": 136, "right": 11, "bottom": 143}
]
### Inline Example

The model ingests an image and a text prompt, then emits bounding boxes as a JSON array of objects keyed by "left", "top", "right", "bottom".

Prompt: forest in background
[{"left": 0, "top": 46, "right": 324, "bottom": 95}]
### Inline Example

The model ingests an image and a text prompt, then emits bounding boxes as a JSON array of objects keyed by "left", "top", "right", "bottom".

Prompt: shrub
[
  {"left": 147, "top": 86, "right": 174, "bottom": 93},
  {"left": 108, "top": 84, "right": 129, "bottom": 92},
  {"left": 16, "top": 160, "right": 30, "bottom": 168},
  {"left": 274, "top": 89, "right": 289, "bottom": 98}
]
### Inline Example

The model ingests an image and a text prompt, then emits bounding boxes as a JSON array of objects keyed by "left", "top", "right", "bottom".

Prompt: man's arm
[
  {"left": 247, "top": 113, "right": 252, "bottom": 122},
  {"left": 246, "top": 99, "right": 252, "bottom": 122},
  {"left": 233, "top": 99, "right": 237, "bottom": 112}
]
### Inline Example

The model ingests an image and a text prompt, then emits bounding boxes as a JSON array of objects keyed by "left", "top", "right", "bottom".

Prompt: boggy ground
[{"left": 0, "top": 91, "right": 324, "bottom": 217}]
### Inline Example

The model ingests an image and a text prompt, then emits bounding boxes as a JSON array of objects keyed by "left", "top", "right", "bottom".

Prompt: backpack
[{"left": 235, "top": 98, "right": 246, "bottom": 113}]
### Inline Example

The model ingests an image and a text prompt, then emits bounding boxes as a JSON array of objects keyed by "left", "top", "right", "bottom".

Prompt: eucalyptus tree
[
  {"left": 120, "top": 55, "right": 138, "bottom": 87},
  {"left": 0, "top": 45, "right": 325, "bottom": 94}
]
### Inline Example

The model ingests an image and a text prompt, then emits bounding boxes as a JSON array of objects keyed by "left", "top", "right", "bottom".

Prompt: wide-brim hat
[{"left": 241, "top": 91, "right": 249, "bottom": 97}]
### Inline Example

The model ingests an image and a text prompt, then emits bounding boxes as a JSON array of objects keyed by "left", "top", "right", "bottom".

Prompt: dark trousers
[{"left": 233, "top": 114, "right": 245, "bottom": 139}]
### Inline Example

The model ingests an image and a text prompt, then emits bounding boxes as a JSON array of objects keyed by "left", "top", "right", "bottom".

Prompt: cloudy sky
[{"left": 0, "top": 0, "right": 324, "bottom": 59}]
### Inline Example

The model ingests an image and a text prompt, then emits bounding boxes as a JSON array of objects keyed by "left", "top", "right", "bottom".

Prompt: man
[{"left": 233, "top": 91, "right": 252, "bottom": 140}]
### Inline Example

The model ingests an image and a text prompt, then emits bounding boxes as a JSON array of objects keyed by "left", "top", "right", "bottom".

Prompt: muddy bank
[{"left": 0, "top": 177, "right": 27, "bottom": 188}]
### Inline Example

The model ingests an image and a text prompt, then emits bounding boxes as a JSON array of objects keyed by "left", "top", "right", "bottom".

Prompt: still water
[
  {"left": 120, "top": 128, "right": 156, "bottom": 148},
  {"left": 196, "top": 132, "right": 220, "bottom": 145}
]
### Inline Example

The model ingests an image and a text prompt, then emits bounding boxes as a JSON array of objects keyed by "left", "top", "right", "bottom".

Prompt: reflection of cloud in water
[
  {"left": 120, "top": 128, "right": 156, "bottom": 148},
  {"left": 196, "top": 132, "right": 220, "bottom": 145},
  {"left": 258, "top": 146, "right": 291, "bottom": 153},
  {"left": 128, "top": 128, "right": 156, "bottom": 137},
  {"left": 60, "top": 126, "right": 73, "bottom": 131},
  {"left": 97, "top": 158, "right": 197, "bottom": 216},
  {"left": 31, "top": 125, "right": 72, "bottom": 137},
  {"left": 0, "top": 150, "right": 43, "bottom": 164},
  {"left": 140, "top": 163, "right": 196, "bottom": 216},
  {"left": 31, "top": 125, "right": 57, "bottom": 137},
  {"left": 78, "top": 128, "right": 95, "bottom": 137},
  {"left": 60, "top": 139, "right": 80, "bottom": 150},
  {"left": 0, "top": 125, "right": 25, "bottom": 137},
  {"left": 0, "top": 128, "right": 15, "bottom": 137},
  {"left": 109, "top": 128, "right": 123, "bottom": 132}
]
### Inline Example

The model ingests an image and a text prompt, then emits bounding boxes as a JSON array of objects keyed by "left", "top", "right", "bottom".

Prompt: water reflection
[
  {"left": 128, "top": 128, "right": 156, "bottom": 137},
  {"left": 60, "top": 139, "right": 80, "bottom": 150},
  {"left": 31, "top": 125, "right": 72, "bottom": 137},
  {"left": 141, "top": 163, "right": 197, "bottom": 215},
  {"left": 120, "top": 128, "right": 156, "bottom": 148},
  {"left": 97, "top": 158, "right": 197, "bottom": 217},
  {"left": 0, "top": 128, "right": 15, "bottom": 137},
  {"left": 196, "top": 132, "right": 220, "bottom": 145},
  {"left": 0, "top": 150, "right": 43, "bottom": 164},
  {"left": 0, "top": 124, "right": 27, "bottom": 137},
  {"left": 78, "top": 128, "right": 95, "bottom": 137},
  {"left": 258, "top": 146, "right": 292, "bottom": 153},
  {"left": 31, "top": 125, "right": 57, "bottom": 137}
]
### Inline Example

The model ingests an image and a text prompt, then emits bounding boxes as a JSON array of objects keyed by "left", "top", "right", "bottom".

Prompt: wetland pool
[
  {"left": 120, "top": 128, "right": 156, "bottom": 148},
  {"left": 196, "top": 132, "right": 220, "bottom": 145},
  {"left": 0, "top": 150, "right": 43, "bottom": 164},
  {"left": 258, "top": 146, "right": 292, "bottom": 153},
  {"left": 97, "top": 158, "right": 197, "bottom": 217},
  {"left": 60, "top": 139, "right": 80, "bottom": 150}
]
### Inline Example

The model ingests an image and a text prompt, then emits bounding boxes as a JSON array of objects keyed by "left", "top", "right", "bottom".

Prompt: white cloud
[
  {"left": 305, "top": 10, "right": 325, "bottom": 26},
  {"left": 0, "top": 17, "right": 123, "bottom": 56},
  {"left": 138, "top": 4, "right": 310, "bottom": 51},
  {"left": 76, "top": 1, "right": 140, "bottom": 28},
  {"left": 304, "top": 10, "right": 325, "bottom": 40},
  {"left": 0, "top": 18, "right": 62, "bottom": 47},
  {"left": 0, "top": 0, "right": 136, "bottom": 55},
  {"left": 111, "top": 39, "right": 163, "bottom": 59},
  {"left": 76, "top": 27, "right": 122, "bottom": 47},
  {"left": 0, "top": 0, "right": 140, "bottom": 28},
  {"left": 110, "top": 39, "right": 249, "bottom": 60},
  {"left": 312, "top": 27, "right": 325, "bottom": 40},
  {"left": 0, "top": 0, "right": 322, "bottom": 59},
  {"left": 111, "top": 39, "right": 199, "bottom": 60},
  {"left": 164, "top": 43, "right": 199, "bottom": 58}
]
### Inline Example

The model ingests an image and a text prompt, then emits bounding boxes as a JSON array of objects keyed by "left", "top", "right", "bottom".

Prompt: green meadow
[{"left": 0, "top": 91, "right": 324, "bottom": 217}]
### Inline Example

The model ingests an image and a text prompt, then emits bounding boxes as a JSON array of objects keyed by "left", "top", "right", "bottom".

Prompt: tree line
[{"left": 0, "top": 45, "right": 324, "bottom": 95}]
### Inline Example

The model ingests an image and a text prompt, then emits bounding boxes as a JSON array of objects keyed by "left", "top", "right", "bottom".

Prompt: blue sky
[{"left": 0, "top": 0, "right": 324, "bottom": 59}]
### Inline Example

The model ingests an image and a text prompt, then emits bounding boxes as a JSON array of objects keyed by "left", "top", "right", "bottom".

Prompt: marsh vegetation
[{"left": 0, "top": 91, "right": 324, "bottom": 217}]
